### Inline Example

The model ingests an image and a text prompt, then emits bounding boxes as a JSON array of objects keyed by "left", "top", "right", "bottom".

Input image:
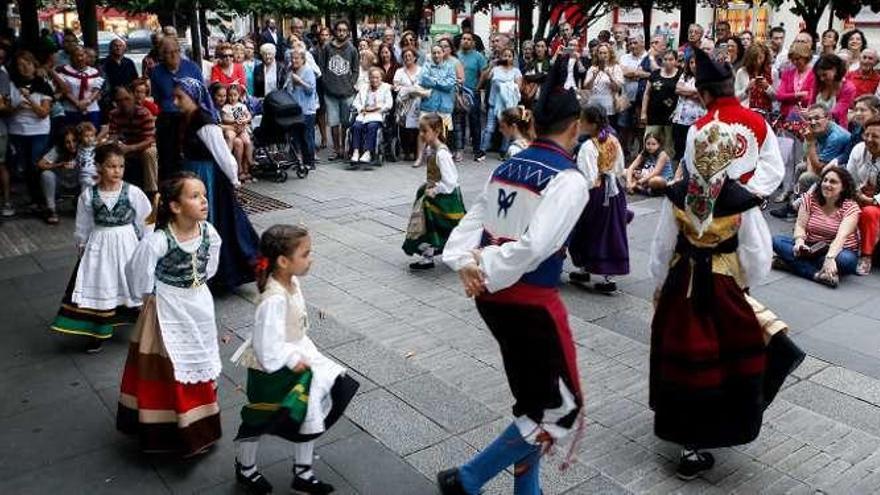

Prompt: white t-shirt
[
  {"left": 8, "top": 83, "right": 52, "bottom": 136},
  {"left": 56, "top": 65, "right": 104, "bottom": 114}
]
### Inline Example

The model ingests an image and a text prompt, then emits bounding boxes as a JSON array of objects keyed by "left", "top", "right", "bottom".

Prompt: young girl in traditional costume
[
  {"left": 231, "top": 224, "right": 359, "bottom": 495},
  {"left": 499, "top": 106, "right": 533, "bottom": 159},
  {"left": 402, "top": 113, "right": 466, "bottom": 270},
  {"left": 51, "top": 143, "right": 151, "bottom": 353},
  {"left": 569, "top": 105, "right": 630, "bottom": 293},
  {"left": 117, "top": 172, "right": 224, "bottom": 456}
]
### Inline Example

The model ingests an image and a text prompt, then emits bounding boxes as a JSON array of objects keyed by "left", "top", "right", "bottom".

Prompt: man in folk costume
[
  {"left": 649, "top": 122, "right": 804, "bottom": 480},
  {"left": 682, "top": 48, "right": 805, "bottom": 413},
  {"left": 437, "top": 60, "right": 589, "bottom": 495}
]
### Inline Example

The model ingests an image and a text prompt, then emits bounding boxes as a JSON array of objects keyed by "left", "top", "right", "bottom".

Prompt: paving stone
[
  {"left": 317, "top": 432, "right": 438, "bottom": 495},
  {"left": 198, "top": 457, "right": 357, "bottom": 495},
  {"left": 749, "top": 285, "right": 839, "bottom": 335},
  {"left": 781, "top": 380, "right": 880, "bottom": 437},
  {"left": 345, "top": 389, "right": 448, "bottom": 456},
  {"left": 0, "top": 355, "right": 88, "bottom": 418},
  {"left": 790, "top": 355, "right": 830, "bottom": 380},
  {"left": 759, "top": 474, "right": 812, "bottom": 494},
  {"left": 825, "top": 429, "right": 880, "bottom": 465},
  {"left": 328, "top": 339, "right": 425, "bottom": 386},
  {"left": 540, "top": 458, "right": 599, "bottom": 495},
  {"left": 389, "top": 373, "right": 500, "bottom": 434},
  {"left": 0, "top": 393, "right": 116, "bottom": 480},
  {"left": 811, "top": 366, "right": 880, "bottom": 407},
  {"left": 0, "top": 440, "right": 167, "bottom": 494},
  {"left": 0, "top": 254, "right": 43, "bottom": 281}
]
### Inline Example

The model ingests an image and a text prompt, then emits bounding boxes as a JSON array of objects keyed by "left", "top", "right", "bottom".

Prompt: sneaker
[
  {"left": 814, "top": 271, "right": 839, "bottom": 288},
  {"left": 569, "top": 271, "right": 591, "bottom": 284},
  {"left": 769, "top": 204, "right": 796, "bottom": 220},
  {"left": 474, "top": 151, "right": 487, "bottom": 162},
  {"left": 453, "top": 151, "right": 463, "bottom": 163},
  {"left": 409, "top": 260, "right": 436, "bottom": 270},
  {"left": 437, "top": 468, "right": 467, "bottom": 495},
  {"left": 1, "top": 203, "right": 13, "bottom": 217},
  {"left": 85, "top": 338, "right": 104, "bottom": 354},
  {"left": 291, "top": 474, "right": 334, "bottom": 494},
  {"left": 676, "top": 451, "right": 715, "bottom": 481},
  {"left": 349, "top": 150, "right": 360, "bottom": 163},
  {"left": 771, "top": 257, "right": 790, "bottom": 272},
  {"left": 857, "top": 256, "right": 873, "bottom": 276},
  {"left": 359, "top": 150, "right": 371, "bottom": 163},
  {"left": 235, "top": 461, "right": 273, "bottom": 495},
  {"left": 45, "top": 210, "right": 60, "bottom": 225}
]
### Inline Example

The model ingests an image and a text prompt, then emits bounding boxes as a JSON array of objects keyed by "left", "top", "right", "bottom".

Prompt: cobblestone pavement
[{"left": 3, "top": 152, "right": 880, "bottom": 494}]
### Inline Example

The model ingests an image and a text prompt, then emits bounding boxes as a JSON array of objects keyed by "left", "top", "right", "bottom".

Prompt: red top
[
  {"left": 141, "top": 99, "right": 160, "bottom": 116},
  {"left": 210, "top": 63, "right": 247, "bottom": 92},
  {"left": 803, "top": 193, "right": 860, "bottom": 250},
  {"left": 845, "top": 69, "right": 880, "bottom": 98}
]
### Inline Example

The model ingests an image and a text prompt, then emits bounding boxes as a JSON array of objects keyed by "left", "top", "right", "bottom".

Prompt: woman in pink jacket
[
  {"left": 812, "top": 54, "right": 856, "bottom": 127},
  {"left": 776, "top": 43, "right": 815, "bottom": 120}
]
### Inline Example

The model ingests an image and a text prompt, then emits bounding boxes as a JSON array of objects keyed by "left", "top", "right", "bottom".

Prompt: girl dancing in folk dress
[
  {"left": 402, "top": 113, "right": 466, "bottom": 270},
  {"left": 231, "top": 225, "right": 359, "bottom": 494},
  {"left": 569, "top": 105, "right": 630, "bottom": 294},
  {"left": 117, "top": 172, "right": 224, "bottom": 456},
  {"left": 51, "top": 143, "right": 151, "bottom": 353}
]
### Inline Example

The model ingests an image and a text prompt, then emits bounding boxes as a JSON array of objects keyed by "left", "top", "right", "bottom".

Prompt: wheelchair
[{"left": 344, "top": 107, "right": 393, "bottom": 170}]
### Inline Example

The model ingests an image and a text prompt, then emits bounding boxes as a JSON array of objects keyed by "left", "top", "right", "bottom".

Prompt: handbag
[
  {"left": 455, "top": 85, "right": 475, "bottom": 113},
  {"left": 405, "top": 195, "right": 427, "bottom": 240}
]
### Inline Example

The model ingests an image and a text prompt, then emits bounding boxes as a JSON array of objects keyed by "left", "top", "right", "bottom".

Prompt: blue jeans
[
  {"left": 350, "top": 121, "right": 381, "bottom": 153},
  {"left": 480, "top": 107, "right": 508, "bottom": 155},
  {"left": 292, "top": 114, "right": 316, "bottom": 166},
  {"left": 10, "top": 133, "right": 51, "bottom": 205},
  {"left": 458, "top": 422, "right": 541, "bottom": 495},
  {"left": 772, "top": 235, "right": 858, "bottom": 281},
  {"left": 454, "top": 100, "right": 482, "bottom": 154}
]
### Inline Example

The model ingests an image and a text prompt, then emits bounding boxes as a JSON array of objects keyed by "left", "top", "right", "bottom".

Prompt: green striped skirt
[
  {"left": 402, "top": 185, "right": 466, "bottom": 256},
  {"left": 236, "top": 367, "right": 312, "bottom": 441}
]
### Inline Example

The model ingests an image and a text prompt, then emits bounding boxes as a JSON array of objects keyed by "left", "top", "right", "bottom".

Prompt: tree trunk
[
  {"left": 0, "top": 0, "right": 9, "bottom": 33},
  {"left": 348, "top": 11, "right": 358, "bottom": 44},
  {"left": 517, "top": 0, "right": 534, "bottom": 44},
  {"left": 827, "top": 6, "right": 834, "bottom": 30},
  {"left": 405, "top": 0, "right": 425, "bottom": 34},
  {"left": 641, "top": 3, "right": 652, "bottom": 47},
  {"left": 679, "top": 0, "right": 696, "bottom": 48},
  {"left": 189, "top": 2, "right": 202, "bottom": 65},
  {"left": 199, "top": 5, "right": 209, "bottom": 49},
  {"left": 17, "top": 0, "right": 39, "bottom": 47},
  {"left": 534, "top": 0, "right": 552, "bottom": 41},
  {"left": 76, "top": 0, "right": 98, "bottom": 50}
]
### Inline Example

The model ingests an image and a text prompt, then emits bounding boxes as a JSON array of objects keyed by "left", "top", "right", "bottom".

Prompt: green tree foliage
[
  {"left": 831, "top": 0, "right": 880, "bottom": 20},
  {"left": 766, "top": 0, "right": 829, "bottom": 35}
]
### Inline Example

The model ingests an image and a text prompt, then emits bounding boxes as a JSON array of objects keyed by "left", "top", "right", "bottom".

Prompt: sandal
[
  {"left": 857, "top": 257, "right": 873, "bottom": 276},
  {"left": 813, "top": 271, "right": 839, "bottom": 288}
]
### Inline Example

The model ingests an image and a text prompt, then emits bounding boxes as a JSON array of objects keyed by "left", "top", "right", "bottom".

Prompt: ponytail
[
  {"left": 256, "top": 224, "right": 310, "bottom": 292},
  {"left": 156, "top": 172, "right": 200, "bottom": 229}
]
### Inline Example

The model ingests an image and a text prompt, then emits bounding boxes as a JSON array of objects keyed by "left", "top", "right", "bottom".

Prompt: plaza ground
[{"left": 3, "top": 151, "right": 880, "bottom": 494}]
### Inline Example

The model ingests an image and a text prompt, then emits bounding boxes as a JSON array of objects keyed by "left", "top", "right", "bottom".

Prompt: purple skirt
[{"left": 569, "top": 178, "right": 630, "bottom": 275}]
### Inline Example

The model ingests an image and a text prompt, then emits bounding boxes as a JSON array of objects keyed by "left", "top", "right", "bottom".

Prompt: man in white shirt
[{"left": 437, "top": 68, "right": 589, "bottom": 495}]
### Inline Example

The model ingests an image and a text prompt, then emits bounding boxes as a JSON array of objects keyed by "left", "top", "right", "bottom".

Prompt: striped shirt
[
  {"left": 804, "top": 194, "right": 860, "bottom": 250},
  {"left": 108, "top": 106, "right": 156, "bottom": 146}
]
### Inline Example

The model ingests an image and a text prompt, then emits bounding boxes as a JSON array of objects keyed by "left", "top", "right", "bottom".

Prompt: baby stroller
[{"left": 252, "top": 90, "right": 308, "bottom": 182}]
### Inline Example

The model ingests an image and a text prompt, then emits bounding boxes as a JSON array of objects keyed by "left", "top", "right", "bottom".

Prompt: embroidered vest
[
  {"left": 92, "top": 183, "right": 135, "bottom": 227},
  {"left": 425, "top": 147, "right": 443, "bottom": 187},
  {"left": 479, "top": 139, "right": 579, "bottom": 287},
  {"left": 155, "top": 224, "right": 210, "bottom": 288},
  {"left": 262, "top": 276, "right": 309, "bottom": 342}
]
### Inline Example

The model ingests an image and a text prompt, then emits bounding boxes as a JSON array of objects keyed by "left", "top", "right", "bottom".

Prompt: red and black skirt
[{"left": 650, "top": 260, "right": 766, "bottom": 449}]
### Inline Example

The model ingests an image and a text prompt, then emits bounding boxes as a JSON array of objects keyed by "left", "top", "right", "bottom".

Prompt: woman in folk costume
[
  {"left": 648, "top": 118, "right": 802, "bottom": 480},
  {"left": 173, "top": 76, "right": 260, "bottom": 292},
  {"left": 117, "top": 173, "right": 224, "bottom": 456},
  {"left": 569, "top": 105, "right": 630, "bottom": 293},
  {"left": 231, "top": 225, "right": 359, "bottom": 495},
  {"left": 51, "top": 143, "right": 151, "bottom": 353},
  {"left": 402, "top": 113, "right": 466, "bottom": 270}
]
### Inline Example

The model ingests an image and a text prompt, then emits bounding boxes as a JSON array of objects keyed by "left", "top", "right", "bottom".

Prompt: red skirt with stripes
[{"left": 116, "top": 297, "right": 222, "bottom": 456}]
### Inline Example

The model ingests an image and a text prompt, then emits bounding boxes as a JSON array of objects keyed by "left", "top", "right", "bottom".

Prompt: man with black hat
[
  {"left": 646, "top": 49, "right": 802, "bottom": 481},
  {"left": 436, "top": 60, "right": 588, "bottom": 495},
  {"left": 688, "top": 48, "right": 784, "bottom": 198}
]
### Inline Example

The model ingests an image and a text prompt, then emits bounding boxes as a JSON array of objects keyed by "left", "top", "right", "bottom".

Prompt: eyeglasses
[{"left": 221, "top": 53, "right": 233, "bottom": 58}]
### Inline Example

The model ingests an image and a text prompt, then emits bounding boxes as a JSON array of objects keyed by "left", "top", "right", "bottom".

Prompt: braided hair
[{"left": 255, "top": 224, "right": 310, "bottom": 292}]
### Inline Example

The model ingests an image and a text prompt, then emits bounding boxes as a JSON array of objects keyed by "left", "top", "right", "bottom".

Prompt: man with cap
[
  {"left": 647, "top": 48, "right": 802, "bottom": 481},
  {"left": 436, "top": 59, "right": 589, "bottom": 495}
]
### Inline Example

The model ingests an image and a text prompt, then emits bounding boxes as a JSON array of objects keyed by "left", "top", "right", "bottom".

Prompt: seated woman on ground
[
  {"left": 772, "top": 166, "right": 861, "bottom": 288},
  {"left": 37, "top": 126, "right": 79, "bottom": 224},
  {"left": 626, "top": 132, "right": 672, "bottom": 195}
]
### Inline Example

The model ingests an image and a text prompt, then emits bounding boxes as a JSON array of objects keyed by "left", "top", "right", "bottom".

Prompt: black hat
[
  {"left": 534, "top": 57, "right": 580, "bottom": 132},
  {"left": 694, "top": 47, "right": 732, "bottom": 88}
]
